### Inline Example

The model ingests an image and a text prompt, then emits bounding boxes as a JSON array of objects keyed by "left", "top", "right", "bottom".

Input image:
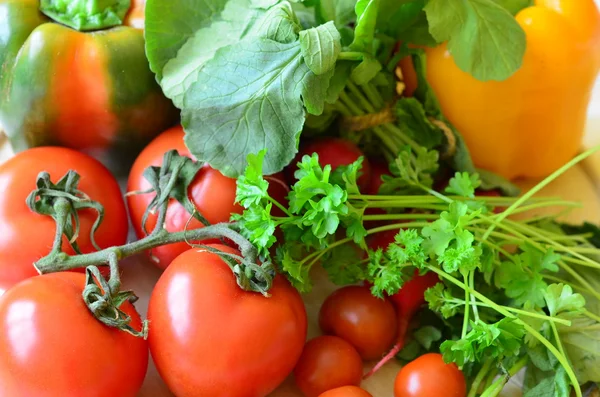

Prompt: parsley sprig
[{"left": 234, "top": 145, "right": 600, "bottom": 397}]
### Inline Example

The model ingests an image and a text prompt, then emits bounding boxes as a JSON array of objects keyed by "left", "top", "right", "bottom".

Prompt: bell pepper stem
[{"left": 39, "top": 0, "right": 131, "bottom": 31}]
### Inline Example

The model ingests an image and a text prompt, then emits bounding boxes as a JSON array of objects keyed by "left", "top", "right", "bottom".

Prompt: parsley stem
[
  {"left": 584, "top": 310, "right": 600, "bottom": 323},
  {"left": 470, "top": 271, "right": 480, "bottom": 322},
  {"left": 550, "top": 320, "right": 567, "bottom": 358},
  {"left": 426, "top": 265, "right": 582, "bottom": 397},
  {"left": 266, "top": 196, "right": 293, "bottom": 217},
  {"left": 468, "top": 360, "right": 493, "bottom": 397},
  {"left": 362, "top": 213, "right": 439, "bottom": 221},
  {"left": 480, "top": 356, "right": 528, "bottom": 397},
  {"left": 482, "top": 145, "right": 600, "bottom": 241},
  {"left": 462, "top": 273, "right": 471, "bottom": 338},
  {"left": 338, "top": 51, "right": 365, "bottom": 61}
]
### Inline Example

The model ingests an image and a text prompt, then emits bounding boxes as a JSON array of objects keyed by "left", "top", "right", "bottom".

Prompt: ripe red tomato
[
  {"left": 127, "top": 125, "right": 243, "bottom": 269},
  {"left": 0, "top": 272, "right": 148, "bottom": 396},
  {"left": 319, "top": 286, "right": 397, "bottom": 360},
  {"left": 318, "top": 386, "right": 373, "bottom": 397},
  {"left": 148, "top": 244, "right": 307, "bottom": 397},
  {"left": 294, "top": 335, "right": 364, "bottom": 397},
  {"left": 287, "top": 138, "right": 372, "bottom": 189},
  {"left": 0, "top": 147, "right": 128, "bottom": 296},
  {"left": 394, "top": 353, "right": 466, "bottom": 397},
  {"left": 366, "top": 159, "right": 390, "bottom": 195}
]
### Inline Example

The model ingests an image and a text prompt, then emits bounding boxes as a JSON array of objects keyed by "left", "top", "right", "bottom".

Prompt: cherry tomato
[
  {"left": 0, "top": 147, "right": 128, "bottom": 296},
  {"left": 287, "top": 138, "right": 372, "bottom": 190},
  {"left": 148, "top": 244, "right": 307, "bottom": 397},
  {"left": 319, "top": 286, "right": 397, "bottom": 360},
  {"left": 318, "top": 386, "right": 373, "bottom": 397},
  {"left": 127, "top": 126, "right": 243, "bottom": 269},
  {"left": 294, "top": 335, "right": 363, "bottom": 397},
  {"left": 394, "top": 353, "right": 466, "bottom": 397},
  {"left": 0, "top": 272, "right": 148, "bottom": 396}
]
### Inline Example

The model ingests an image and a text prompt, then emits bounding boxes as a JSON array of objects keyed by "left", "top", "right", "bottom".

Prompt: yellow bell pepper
[{"left": 423, "top": 0, "right": 600, "bottom": 180}]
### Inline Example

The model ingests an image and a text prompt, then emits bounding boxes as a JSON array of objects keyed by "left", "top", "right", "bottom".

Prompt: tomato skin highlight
[
  {"left": 318, "top": 386, "right": 373, "bottom": 397},
  {"left": 0, "top": 147, "right": 128, "bottom": 296},
  {"left": 0, "top": 272, "right": 148, "bottom": 397},
  {"left": 287, "top": 138, "right": 372, "bottom": 190},
  {"left": 294, "top": 335, "right": 364, "bottom": 397},
  {"left": 394, "top": 353, "right": 466, "bottom": 397},
  {"left": 127, "top": 126, "right": 243, "bottom": 269},
  {"left": 148, "top": 244, "right": 307, "bottom": 397},
  {"left": 319, "top": 286, "right": 397, "bottom": 360}
]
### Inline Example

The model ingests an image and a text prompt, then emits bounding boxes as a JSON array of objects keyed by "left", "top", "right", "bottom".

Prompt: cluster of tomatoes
[{"left": 0, "top": 125, "right": 465, "bottom": 396}]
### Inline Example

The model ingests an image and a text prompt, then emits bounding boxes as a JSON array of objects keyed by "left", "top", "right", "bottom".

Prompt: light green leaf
[
  {"left": 300, "top": 21, "right": 342, "bottom": 75},
  {"left": 544, "top": 284, "right": 586, "bottom": 318},
  {"left": 182, "top": 39, "right": 332, "bottom": 177},
  {"left": 350, "top": 54, "right": 382, "bottom": 85},
  {"left": 424, "top": 0, "right": 526, "bottom": 81},
  {"left": 157, "top": 0, "right": 299, "bottom": 106},
  {"left": 350, "top": 0, "right": 380, "bottom": 51},
  {"left": 145, "top": 0, "right": 229, "bottom": 80},
  {"left": 315, "top": 0, "right": 357, "bottom": 27}
]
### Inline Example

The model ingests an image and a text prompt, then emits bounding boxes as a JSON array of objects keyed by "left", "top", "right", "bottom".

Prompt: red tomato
[
  {"left": 0, "top": 272, "right": 148, "bottom": 396},
  {"left": 127, "top": 126, "right": 243, "bottom": 269},
  {"left": 148, "top": 244, "right": 307, "bottom": 397},
  {"left": 366, "top": 159, "right": 390, "bottom": 195},
  {"left": 294, "top": 335, "right": 364, "bottom": 397},
  {"left": 394, "top": 353, "right": 466, "bottom": 397},
  {"left": 319, "top": 286, "right": 397, "bottom": 360},
  {"left": 0, "top": 147, "right": 128, "bottom": 296},
  {"left": 319, "top": 386, "right": 373, "bottom": 397},
  {"left": 287, "top": 138, "right": 372, "bottom": 190}
]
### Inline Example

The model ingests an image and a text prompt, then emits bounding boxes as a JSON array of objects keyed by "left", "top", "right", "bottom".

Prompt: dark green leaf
[
  {"left": 350, "top": 0, "right": 380, "bottom": 51},
  {"left": 394, "top": 98, "right": 443, "bottom": 150},
  {"left": 350, "top": 54, "right": 382, "bottom": 85},
  {"left": 315, "top": 0, "right": 357, "bottom": 27}
]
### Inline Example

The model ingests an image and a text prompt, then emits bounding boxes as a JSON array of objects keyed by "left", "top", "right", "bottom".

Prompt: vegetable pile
[{"left": 0, "top": 0, "right": 598, "bottom": 397}]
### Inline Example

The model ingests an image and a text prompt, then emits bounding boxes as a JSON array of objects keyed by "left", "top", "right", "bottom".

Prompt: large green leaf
[
  {"left": 300, "top": 21, "right": 341, "bottom": 75},
  {"left": 181, "top": 39, "right": 333, "bottom": 177}
]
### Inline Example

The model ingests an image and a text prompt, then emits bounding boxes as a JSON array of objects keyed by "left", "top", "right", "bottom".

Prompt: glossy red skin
[
  {"left": 148, "top": 244, "right": 307, "bottom": 397},
  {"left": 0, "top": 147, "right": 128, "bottom": 296},
  {"left": 0, "top": 272, "right": 148, "bottom": 396},
  {"left": 319, "top": 286, "right": 397, "bottom": 360},
  {"left": 366, "top": 159, "right": 390, "bottom": 195},
  {"left": 318, "top": 386, "right": 373, "bottom": 397},
  {"left": 287, "top": 138, "right": 371, "bottom": 190},
  {"left": 294, "top": 335, "right": 364, "bottom": 397},
  {"left": 127, "top": 125, "right": 243, "bottom": 269},
  {"left": 394, "top": 353, "right": 466, "bottom": 397}
]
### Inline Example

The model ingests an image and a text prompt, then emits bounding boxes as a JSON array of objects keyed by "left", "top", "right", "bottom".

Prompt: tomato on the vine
[
  {"left": 0, "top": 147, "right": 128, "bottom": 295},
  {"left": 394, "top": 353, "right": 466, "bottom": 397},
  {"left": 127, "top": 125, "right": 243, "bottom": 269},
  {"left": 0, "top": 273, "right": 148, "bottom": 396},
  {"left": 148, "top": 244, "right": 307, "bottom": 397}
]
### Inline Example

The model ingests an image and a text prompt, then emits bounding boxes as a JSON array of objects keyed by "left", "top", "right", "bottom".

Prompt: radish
[{"left": 364, "top": 230, "right": 440, "bottom": 378}]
